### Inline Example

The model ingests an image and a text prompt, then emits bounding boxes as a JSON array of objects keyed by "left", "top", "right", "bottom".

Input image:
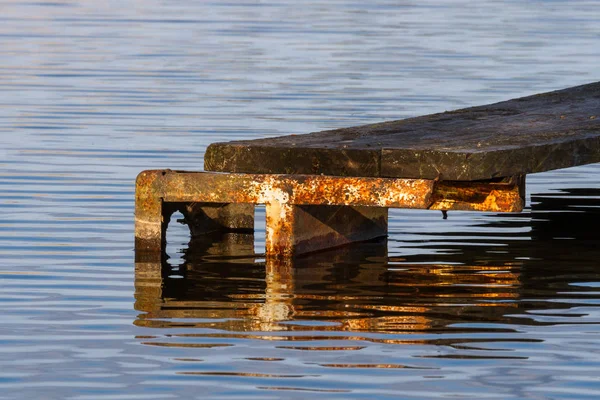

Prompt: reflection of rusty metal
[
  {"left": 135, "top": 169, "right": 525, "bottom": 257},
  {"left": 134, "top": 228, "right": 521, "bottom": 335},
  {"left": 134, "top": 254, "right": 521, "bottom": 334}
]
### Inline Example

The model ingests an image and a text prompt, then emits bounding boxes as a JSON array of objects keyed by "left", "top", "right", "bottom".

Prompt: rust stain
[
  {"left": 265, "top": 202, "right": 296, "bottom": 257},
  {"left": 135, "top": 170, "right": 162, "bottom": 212},
  {"left": 429, "top": 179, "right": 524, "bottom": 212},
  {"left": 134, "top": 170, "right": 166, "bottom": 250},
  {"left": 285, "top": 175, "right": 433, "bottom": 208}
]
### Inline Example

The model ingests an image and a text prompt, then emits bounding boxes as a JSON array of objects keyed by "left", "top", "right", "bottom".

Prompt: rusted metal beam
[{"left": 135, "top": 169, "right": 525, "bottom": 257}]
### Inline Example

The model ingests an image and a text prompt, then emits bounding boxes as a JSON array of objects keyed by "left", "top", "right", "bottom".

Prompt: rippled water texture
[{"left": 2, "top": 1, "right": 600, "bottom": 399}]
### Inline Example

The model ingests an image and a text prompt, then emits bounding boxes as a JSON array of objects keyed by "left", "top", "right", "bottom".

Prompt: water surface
[{"left": 1, "top": 1, "right": 600, "bottom": 399}]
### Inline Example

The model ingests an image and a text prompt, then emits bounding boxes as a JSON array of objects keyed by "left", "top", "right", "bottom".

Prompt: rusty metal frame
[{"left": 135, "top": 170, "right": 524, "bottom": 257}]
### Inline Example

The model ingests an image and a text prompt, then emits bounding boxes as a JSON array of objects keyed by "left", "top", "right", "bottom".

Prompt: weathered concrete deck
[
  {"left": 205, "top": 81, "right": 600, "bottom": 181},
  {"left": 135, "top": 82, "right": 600, "bottom": 258}
]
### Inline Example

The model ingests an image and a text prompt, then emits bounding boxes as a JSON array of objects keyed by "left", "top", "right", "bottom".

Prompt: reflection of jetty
[
  {"left": 134, "top": 245, "right": 520, "bottom": 333},
  {"left": 134, "top": 187, "right": 600, "bottom": 334},
  {"left": 135, "top": 82, "right": 599, "bottom": 257}
]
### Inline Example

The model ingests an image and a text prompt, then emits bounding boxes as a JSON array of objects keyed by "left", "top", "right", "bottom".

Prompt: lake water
[{"left": 1, "top": 1, "right": 600, "bottom": 399}]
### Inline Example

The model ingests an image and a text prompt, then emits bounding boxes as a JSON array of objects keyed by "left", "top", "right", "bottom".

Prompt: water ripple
[{"left": 2, "top": 0, "right": 600, "bottom": 399}]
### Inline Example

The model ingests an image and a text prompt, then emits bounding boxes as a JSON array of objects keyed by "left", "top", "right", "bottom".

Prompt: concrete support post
[
  {"left": 134, "top": 171, "right": 165, "bottom": 253},
  {"left": 265, "top": 204, "right": 388, "bottom": 257}
]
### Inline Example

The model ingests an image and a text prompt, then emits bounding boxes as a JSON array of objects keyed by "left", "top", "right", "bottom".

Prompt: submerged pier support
[{"left": 135, "top": 169, "right": 523, "bottom": 257}]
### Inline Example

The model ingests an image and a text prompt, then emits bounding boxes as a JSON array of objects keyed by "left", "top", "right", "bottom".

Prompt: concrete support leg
[
  {"left": 265, "top": 204, "right": 388, "bottom": 257},
  {"left": 134, "top": 196, "right": 164, "bottom": 253}
]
